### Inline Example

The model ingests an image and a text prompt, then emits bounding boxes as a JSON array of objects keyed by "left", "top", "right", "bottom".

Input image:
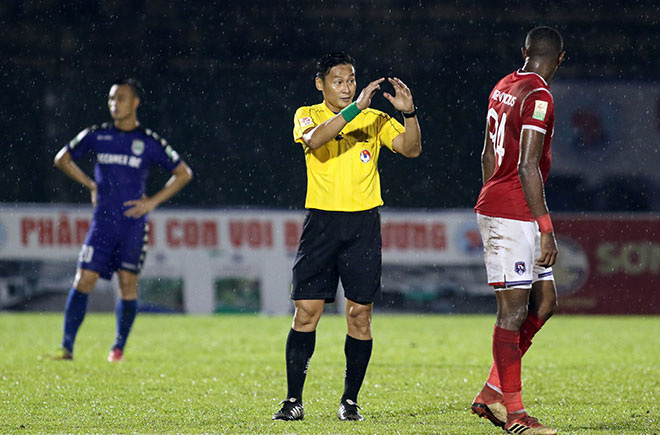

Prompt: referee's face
[{"left": 316, "top": 63, "right": 357, "bottom": 113}]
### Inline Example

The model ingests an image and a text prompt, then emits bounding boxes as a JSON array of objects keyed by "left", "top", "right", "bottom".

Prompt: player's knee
[
  {"left": 293, "top": 315, "right": 319, "bottom": 331},
  {"left": 346, "top": 304, "right": 372, "bottom": 334},
  {"left": 498, "top": 305, "right": 528, "bottom": 330},
  {"left": 347, "top": 307, "right": 371, "bottom": 324},
  {"left": 73, "top": 270, "right": 98, "bottom": 293},
  {"left": 293, "top": 304, "right": 322, "bottom": 330}
]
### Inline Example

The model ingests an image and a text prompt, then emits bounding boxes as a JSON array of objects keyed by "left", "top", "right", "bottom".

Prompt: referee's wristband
[
  {"left": 340, "top": 102, "right": 361, "bottom": 123},
  {"left": 536, "top": 213, "right": 554, "bottom": 234}
]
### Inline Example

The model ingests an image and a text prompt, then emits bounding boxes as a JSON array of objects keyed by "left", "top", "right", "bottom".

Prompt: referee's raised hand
[
  {"left": 355, "top": 78, "right": 385, "bottom": 110},
  {"left": 383, "top": 77, "right": 415, "bottom": 113}
]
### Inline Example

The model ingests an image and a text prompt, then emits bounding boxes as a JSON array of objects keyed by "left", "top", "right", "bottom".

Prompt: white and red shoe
[{"left": 107, "top": 348, "right": 124, "bottom": 362}]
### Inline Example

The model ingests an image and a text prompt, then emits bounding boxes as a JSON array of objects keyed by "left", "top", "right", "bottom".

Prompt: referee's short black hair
[
  {"left": 113, "top": 78, "right": 144, "bottom": 99},
  {"left": 316, "top": 52, "right": 356, "bottom": 80},
  {"left": 525, "top": 26, "right": 563, "bottom": 58}
]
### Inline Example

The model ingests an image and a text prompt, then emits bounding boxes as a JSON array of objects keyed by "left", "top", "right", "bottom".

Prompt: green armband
[{"left": 340, "top": 102, "right": 361, "bottom": 122}]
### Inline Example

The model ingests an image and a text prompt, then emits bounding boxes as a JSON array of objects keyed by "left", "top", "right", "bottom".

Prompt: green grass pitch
[{"left": 1, "top": 313, "right": 658, "bottom": 434}]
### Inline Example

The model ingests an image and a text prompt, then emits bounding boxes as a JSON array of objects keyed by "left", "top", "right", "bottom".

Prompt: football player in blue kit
[{"left": 53, "top": 78, "right": 193, "bottom": 362}]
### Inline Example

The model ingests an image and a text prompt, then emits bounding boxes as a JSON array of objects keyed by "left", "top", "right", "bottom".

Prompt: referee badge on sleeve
[{"left": 299, "top": 116, "right": 313, "bottom": 129}]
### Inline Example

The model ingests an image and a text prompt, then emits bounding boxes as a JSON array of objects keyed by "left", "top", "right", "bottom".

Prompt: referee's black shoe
[
  {"left": 337, "top": 399, "right": 363, "bottom": 421},
  {"left": 272, "top": 398, "right": 304, "bottom": 421}
]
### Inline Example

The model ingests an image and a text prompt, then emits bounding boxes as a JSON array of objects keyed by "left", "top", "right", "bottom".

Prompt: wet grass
[{"left": 0, "top": 313, "right": 658, "bottom": 434}]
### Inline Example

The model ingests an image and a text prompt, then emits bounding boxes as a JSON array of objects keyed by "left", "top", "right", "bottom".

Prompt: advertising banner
[
  {"left": 0, "top": 205, "right": 657, "bottom": 314},
  {"left": 553, "top": 215, "right": 660, "bottom": 314}
]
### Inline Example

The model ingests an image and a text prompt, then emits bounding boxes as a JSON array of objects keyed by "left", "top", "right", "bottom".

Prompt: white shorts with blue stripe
[{"left": 477, "top": 213, "right": 554, "bottom": 290}]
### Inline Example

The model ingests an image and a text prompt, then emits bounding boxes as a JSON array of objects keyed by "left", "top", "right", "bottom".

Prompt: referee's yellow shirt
[{"left": 293, "top": 101, "right": 405, "bottom": 212}]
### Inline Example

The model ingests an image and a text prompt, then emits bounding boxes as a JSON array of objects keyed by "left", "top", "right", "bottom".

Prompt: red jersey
[{"left": 474, "top": 69, "right": 555, "bottom": 221}]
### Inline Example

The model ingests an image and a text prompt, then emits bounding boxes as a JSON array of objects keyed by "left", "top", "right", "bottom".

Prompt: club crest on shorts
[
  {"left": 360, "top": 149, "right": 372, "bottom": 163},
  {"left": 131, "top": 139, "right": 145, "bottom": 156},
  {"left": 514, "top": 261, "right": 526, "bottom": 275}
]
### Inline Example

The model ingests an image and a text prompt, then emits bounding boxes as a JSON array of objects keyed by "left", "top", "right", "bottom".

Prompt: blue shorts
[{"left": 77, "top": 217, "right": 149, "bottom": 280}]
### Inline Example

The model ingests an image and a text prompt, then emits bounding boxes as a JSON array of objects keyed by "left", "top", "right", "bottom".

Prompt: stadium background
[{"left": 1, "top": 0, "right": 659, "bottom": 314}]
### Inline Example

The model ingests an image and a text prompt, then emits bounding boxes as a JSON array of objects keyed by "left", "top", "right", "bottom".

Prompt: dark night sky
[{"left": 2, "top": 0, "right": 659, "bottom": 211}]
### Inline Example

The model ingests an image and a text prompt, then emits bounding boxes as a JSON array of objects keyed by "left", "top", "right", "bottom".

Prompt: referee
[{"left": 273, "top": 52, "right": 422, "bottom": 422}]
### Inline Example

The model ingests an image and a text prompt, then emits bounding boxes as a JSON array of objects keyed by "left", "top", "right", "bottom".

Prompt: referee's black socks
[
  {"left": 285, "top": 328, "right": 316, "bottom": 402},
  {"left": 341, "top": 334, "right": 373, "bottom": 403}
]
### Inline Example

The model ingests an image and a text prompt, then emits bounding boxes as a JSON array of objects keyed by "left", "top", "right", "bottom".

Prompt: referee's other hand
[
  {"left": 383, "top": 77, "right": 415, "bottom": 113},
  {"left": 355, "top": 78, "right": 385, "bottom": 110}
]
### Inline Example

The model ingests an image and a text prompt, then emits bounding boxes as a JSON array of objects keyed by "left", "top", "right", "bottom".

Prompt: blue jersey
[{"left": 66, "top": 122, "right": 181, "bottom": 222}]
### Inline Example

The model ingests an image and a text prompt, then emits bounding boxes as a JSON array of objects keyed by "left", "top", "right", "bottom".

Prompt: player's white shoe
[{"left": 107, "top": 348, "right": 123, "bottom": 362}]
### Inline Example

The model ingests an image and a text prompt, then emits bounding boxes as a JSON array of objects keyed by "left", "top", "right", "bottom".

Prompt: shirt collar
[{"left": 516, "top": 69, "right": 548, "bottom": 86}]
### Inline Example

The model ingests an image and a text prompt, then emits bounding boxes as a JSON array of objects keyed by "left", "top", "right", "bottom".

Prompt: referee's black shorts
[{"left": 291, "top": 207, "right": 382, "bottom": 305}]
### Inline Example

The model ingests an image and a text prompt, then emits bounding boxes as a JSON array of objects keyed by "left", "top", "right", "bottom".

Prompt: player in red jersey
[{"left": 471, "top": 27, "right": 564, "bottom": 435}]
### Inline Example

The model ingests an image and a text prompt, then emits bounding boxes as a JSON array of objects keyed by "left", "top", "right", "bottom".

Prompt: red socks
[
  {"left": 485, "top": 358, "right": 501, "bottom": 391},
  {"left": 486, "top": 314, "right": 545, "bottom": 390},
  {"left": 492, "top": 326, "right": 523, "bottom": 412},
  {"left": 519, "top": 313, "right": 544, "bottom": 355}
]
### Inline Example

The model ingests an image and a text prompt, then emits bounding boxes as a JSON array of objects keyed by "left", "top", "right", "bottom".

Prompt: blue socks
[
  {"left": 62, "top": 288, "right": 89, "bottom": 353},
  {"left": 112, "top": 299, "right": 138, "bottom": 351},
  {"left": 62, "top": 289, "right": 138, "bottom": 354}
]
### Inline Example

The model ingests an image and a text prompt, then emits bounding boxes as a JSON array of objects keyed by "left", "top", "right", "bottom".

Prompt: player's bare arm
[
  {"left": 387, "top": 77, "right": 421, "bottom": 158},
  {"left": 54, "top": 147, "right": 98, "bottom": 206},
  {"left": 480, "top": 120, "right": 496, "bottom": 184},
  {"left": 518, "top": 129, "right": 558, "bottom": 267},
  {"left": 124, "top": 161, "right": 193, "bottom": 218},
  {"left": 303, "top": 78, "right": 385, "bottom": 150}
]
